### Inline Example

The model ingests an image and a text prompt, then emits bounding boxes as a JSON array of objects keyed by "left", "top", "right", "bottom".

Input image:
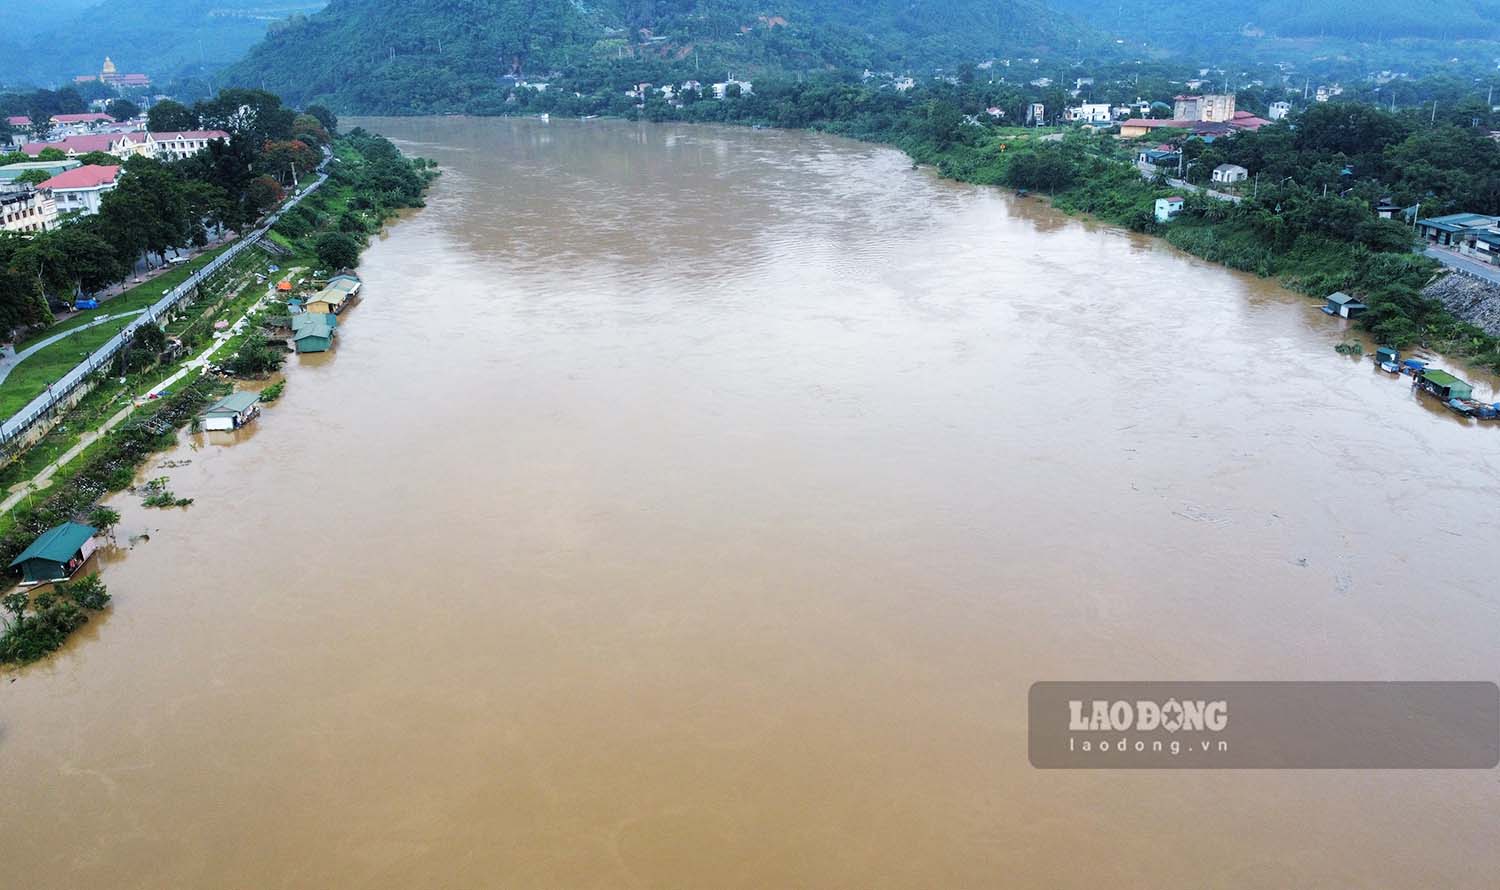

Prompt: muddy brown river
[{"left": 3, "top": 117, "right": 1498, "bottom": 888}]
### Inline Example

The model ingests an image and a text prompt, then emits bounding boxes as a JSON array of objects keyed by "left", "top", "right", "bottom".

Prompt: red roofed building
[
  {"left": 1229, "top": 110, "right": 1272, "bottom": 132},
  {"left": 5, "top": 116, "right": 31, "bottom": 128},
  {"left": 38, "top": 164, "right": 120, "bottom": 216},
  {"left": 20, "top": 133, "right": 119, "bottom": 158},
  {"left": 50, "top": 113, "right": 113, "bottom": 125}
]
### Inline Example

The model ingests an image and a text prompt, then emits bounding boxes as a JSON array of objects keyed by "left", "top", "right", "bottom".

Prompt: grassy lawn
[{"left": 15, "top": 243, "right": 236, "bottom": 349}]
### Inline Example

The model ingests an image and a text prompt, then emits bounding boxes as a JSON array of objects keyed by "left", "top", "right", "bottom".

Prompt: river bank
[{"left": 0, "top": 130, "right": 434, "bottom": 664}]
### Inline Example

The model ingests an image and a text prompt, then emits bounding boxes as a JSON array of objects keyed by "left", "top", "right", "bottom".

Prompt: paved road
[
  {"left": 1423, "top": 246, "right": 1500, "bottom": 285},
  {"left": 1137, "top": 162, "right": 1243, "bottom": 204}
]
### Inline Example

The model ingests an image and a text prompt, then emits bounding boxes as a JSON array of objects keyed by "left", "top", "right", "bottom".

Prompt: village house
[
  {"left": 1119, "top": 110, "right": 1269, "bottom": 139},
  {"left": 38, "top": 164, "right": 120, "bottom": 217},
  {"left": 9, "top": 522, "right": 98, "bottom": 585},
  {"left": 1065, "top": 103, "right": 1112, "bottom": 123},
  {"left": 199, "top": 392, "right": 261, "bottom": 432},
  {"left": 1154, "top": 196, "right": 1185, "bottom": 223},
  {"left": 711, "top": 79, "right": 754, "bottom": 99},
  {"left": 1173, "top": 94, "right": 1236, "bottom": 122},
  {"left": 303, "top": 273, "right": 362, "bottom": 315},
  {"left": 1138, "top": 148, "right": 1181, "bottom": 168},
  {"left": 1026, "top": 103, "right": 1045, "bottom": 125},
  {"left": 1211, "top": 163, "right": 1249, "bottom": 184},
  {"left": 0, "top": 184, "right": 58, "bottom": 234},
  {"left": 1268, "top": 101, "right": 1292, "bottom": 121}
]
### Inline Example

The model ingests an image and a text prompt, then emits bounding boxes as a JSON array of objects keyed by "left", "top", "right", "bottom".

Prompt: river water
[{"left": 2, "top": 117, "right": 1497, "bottom": 888}]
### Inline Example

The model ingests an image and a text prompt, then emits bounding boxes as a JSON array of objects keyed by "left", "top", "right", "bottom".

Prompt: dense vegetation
[
  {"left": 1, "top": 573, "right": 111, "bottom": 665},
  {"left": 0, "top": 0, "right": 328, "bottom": 87},
  {"left": 220, "top": 0, "right": 1085, "bottom": 111}
]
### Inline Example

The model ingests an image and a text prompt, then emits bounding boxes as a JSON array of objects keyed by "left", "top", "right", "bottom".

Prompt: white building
[
  {"left": 1066, "top": 103, "right": 1112, "bottom": 123},
  {"left": 1268, "top": 101, "right": 1291, "bottom": 120},
  {"left": 38, "top": 164, "right": 120, "bottom": 217},
  {"left": 1211, "top": 164, "right": 1249, "bottom": 184},
  {"left": 0, "top": 185, "right": 58, "bottom": 234},
  {"left": 1154, "top": 196, "right": 1185, "bottom": 224},
  {"left": 1026, "top": 103, "right": 1046, "bottom": 125},
  {"left": 711, "top": 79, "right": 753, "bottom": 99},
  {"left": 149, "top": 130, "right": 231, "bottom": 162}
]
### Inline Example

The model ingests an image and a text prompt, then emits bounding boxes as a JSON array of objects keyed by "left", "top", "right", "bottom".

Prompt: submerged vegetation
[{"left": 0, "top": 573, "right": 109, "bottom": 665}]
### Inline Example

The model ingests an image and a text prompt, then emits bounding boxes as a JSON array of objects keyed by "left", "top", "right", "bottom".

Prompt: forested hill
[
  {"left": 1051, "top": 0, "right": 1500, "bottom": 42},
  {"left": 0, "top": 1, "right": 327, "bottom": 87},
  {"left": 220, "top": 0, "right": 1088, "bottom": 112}
]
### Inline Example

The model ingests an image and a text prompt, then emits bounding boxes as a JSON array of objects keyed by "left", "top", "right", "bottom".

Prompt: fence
[{"left": 0, "top": 163, "right": 330, "bottom": 449}]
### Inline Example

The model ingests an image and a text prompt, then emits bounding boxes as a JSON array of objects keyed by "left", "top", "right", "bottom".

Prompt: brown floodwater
[{"left": 3, "top": 117, "right": 1497, "bottom": 888}]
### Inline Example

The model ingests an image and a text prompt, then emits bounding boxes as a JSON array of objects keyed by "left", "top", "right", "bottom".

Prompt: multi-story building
[
  {"left": 38, "top": 164, "right": 120, "bottom": 217},
  {"left": 19, "top": 130, "right": 229, "bottom": 162},
  {"left": 0, "top": 185, "right": 58, "bottom": 234},
  {"left": 147, "top": 130, "right": 232, "bottom": 161},
  {"left": 1173, "top": 94, "right": 1236, "bottom": 122}
]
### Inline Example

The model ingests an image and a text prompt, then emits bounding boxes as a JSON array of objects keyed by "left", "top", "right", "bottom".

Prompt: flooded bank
[{"left": 2, "top": 117, "right": 1496, "bottom": 888}]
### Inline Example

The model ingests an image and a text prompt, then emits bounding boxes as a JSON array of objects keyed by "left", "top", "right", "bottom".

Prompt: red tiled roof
[
  {"left": 5, "top": 115, "right": 31, "bottom": 127},
  {"left": 1165, "top": 196, "right": 1185, "bottom": 202},
  {"left": 1121, "top": 118, "right": 1200, "bottom": 129},
  {"left": 150, "top": 130, "right": 231, "bottom": 141},
  {"left": 20, "top": 134, "right": 117, "bottom": 156},
  {"left": 50, "top": 112, "right": 112, "bottom": 124},
  {"left": 38, "top": 164, "right": 120, "bottom": 191}
]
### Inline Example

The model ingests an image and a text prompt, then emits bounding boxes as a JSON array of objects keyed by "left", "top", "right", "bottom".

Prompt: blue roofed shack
[{"left": 9, "top": 522, "right": 98, "bottom": 584}]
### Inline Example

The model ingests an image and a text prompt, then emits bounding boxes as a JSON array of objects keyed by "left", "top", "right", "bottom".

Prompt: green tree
[
  {"left": 106, "top": 98, "right": 140, "bottom": 121},
  {"left": 147, "top": 99, "right": 197, "bottom": 132},
  {"left": 304, "top": 104, "right": 338, "bottom": 135},
  {"left": 315, "top": 232, "right": 361, "bottom": 270}
]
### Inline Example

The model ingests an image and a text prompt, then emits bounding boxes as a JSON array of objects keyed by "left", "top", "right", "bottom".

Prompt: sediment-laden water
[{"left": 2, "top": 117, "right": 1496, "bottom": 888}]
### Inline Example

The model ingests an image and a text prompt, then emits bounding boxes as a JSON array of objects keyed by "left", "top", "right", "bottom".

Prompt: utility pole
[{"left": 1432, "top": 101, "right": 1438, "bottom": 124}]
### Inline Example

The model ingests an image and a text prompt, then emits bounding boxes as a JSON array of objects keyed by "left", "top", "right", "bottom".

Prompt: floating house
[
  {"left": 1375, "top": 346, "right": 1399, "bottom": 373},
  {"left": 9, "top": 522, "right": 98, "bottom": 584},
  {"left": 1323, "top": 292, "right": 1367, "bottom": 318},
  {"left": 304, "top": 273, "right": 361, "bottom": 315},
  {"left": 200, "top": 391, "right": 261, "bottom": 431},
  {"left": 1419, "top": 369, "right": 1474, "bottom": 402},
  {"left": 291, "top": 313, "right": 337, "bottom": 353}
]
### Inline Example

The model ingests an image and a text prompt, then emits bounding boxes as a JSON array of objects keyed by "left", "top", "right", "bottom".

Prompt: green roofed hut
[
  {"left": 291, "top": 312, "right": 336, "bottom": 353},
  {"left": 1418, "top": 369, "right": 1474, "bottom": 402},
  {"left": 9, "top": 522, "right": 98, "bottom": 585},
  {"left": 200, "top": 391, "right": 261, "bottom": 431}
]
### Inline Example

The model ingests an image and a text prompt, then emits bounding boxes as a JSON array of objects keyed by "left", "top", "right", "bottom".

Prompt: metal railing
[{"left": 0, "top": 161, "right": 331, "bottom": 447}]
